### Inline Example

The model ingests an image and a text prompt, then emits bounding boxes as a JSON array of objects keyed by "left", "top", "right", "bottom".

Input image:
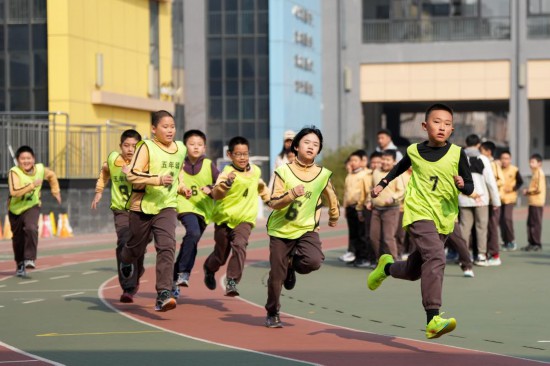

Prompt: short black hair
[
  {"left": 152, "top": 110, "right": 174, "bottom": 127},
  {"left": 530, "top": 153, "right": 543, "bottom": 162},
  {"left": 228, "top": 136, "right": 249, "bottom": 152},
  {"left": 291, "top": 125, "right": 323, "bottom": 155},
  {"left": 349, "top": 149, "right": 366, "bottom": 160},
  {"left": 369, "top": 151, "right": 383, "bottom": 160},
  {"left": 183, "top": 129, "right": 207, "bottom": 144},
  {"left": 480, "top": 141, "right": 496, "bottom": 156},
  {"left": 15, "top": 145, "right": 34, "bottom": 159},
  {"left": 425, "top": 103, "right": 454, "bottom": 122},
  {"left": 465, "top": 134, "right": 481, "bottom": 147},
  {"left": 381, "top": 150, "right": 397, "bottom": 160},
  {"left": 120, "top": 129, "right": 142, "bottom": 144},
  {"left": 377, "top": 129, "right": 392, "bottom": 138}
]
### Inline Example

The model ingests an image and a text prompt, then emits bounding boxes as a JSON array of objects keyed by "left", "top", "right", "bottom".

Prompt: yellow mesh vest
[
  {"left": 176, "top": 158, "right": 215, "bottom": 224},
  {"left": 9, "top": 164, "right": 45, "bottom": 215},
  {"left": 211, "top": 164, "right": 261, "bottom": 228},
  {"left": 267, "top": 164, "right": 332, "bottom": 239},
  {"left": 139, "top": 140, "right": 186, "bottom": 215},
  {"left": 402, "top": 143, "right": 461, "bottom": 235},
  {"left": 107, "top": 151, "right": 132, "bottom": 211}
]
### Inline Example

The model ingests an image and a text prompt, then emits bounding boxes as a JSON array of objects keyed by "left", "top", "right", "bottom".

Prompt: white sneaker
[
  {"left": 488, "top": 257, "right": 502, "bottom": 266},
  {"left": 24, "top": 260, "right": 36, "bottom": 269},
  {"left": 463, "top": 269, "right": 475, "bottom": 278},
  {"left": 474, "top": 254, "right": 489, "bottom": 267},
  {"left": 338, "top": 251, "right": 356, "bottom": 263}
]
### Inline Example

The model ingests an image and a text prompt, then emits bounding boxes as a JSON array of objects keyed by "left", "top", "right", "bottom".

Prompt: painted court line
[
  {"left": 36, "top": 330, "right": 163, "bottom": 337},
  {"left": 82, "top": 270, "right": 98, "bottom": 275},
  {"left": 62, "top": 292, "right": 85, "bottom": 297},
  {"left": 18, "top": 280, "right": 38, "bottom": 285},
  {"left": 49, "top": 275, "right": 70, "bottom": 280},
  {"left": 97, "top": 281, "right": 317, "bottom": 366},
  {"left": 0, "top": 361, "right": 40, "bottom": 364},
  {"left": 0, "top": 285, "right": 6, "bottom": 288},
  {"left": 22, "top": 299, "right": 45, "bottom": 304},
  {"left": 0, "top": 289, "right": 96, "bottom": 293},
  {"left": 0, "top": 340, "right": 63, "bottom": 365}
]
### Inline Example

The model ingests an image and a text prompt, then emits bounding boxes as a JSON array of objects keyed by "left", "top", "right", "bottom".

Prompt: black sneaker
[
  {"left": 16, "top": 262, "right": 26, "bottom": 277},
  {"left": 225, "top": 278, "right": 239, "bottom": 297},
  {"left": 155, "top": 290, "right": 176, "bottom": 312},
  {"left": 120, "top": 262, "right": 134, "bottom": 279},
  {"left": 283, "top": 258, "right": 296, "bottom": 290},
  {"left": 203, "top": 263, "right": 216, "bottom": 290},
  {"left": 522, "top": 245, "right": 542, "bottom": 252},
  {"left": 265, "top": 313, "right": 283, "bottom": 328}
]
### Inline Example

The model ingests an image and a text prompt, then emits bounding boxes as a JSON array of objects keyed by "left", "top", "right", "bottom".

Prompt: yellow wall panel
[
  {"left": 528, "top": 60, "right": 550, "bottom": 99},
  {"left": 360, "top": 61, "right": 510, "bottom": 102}
]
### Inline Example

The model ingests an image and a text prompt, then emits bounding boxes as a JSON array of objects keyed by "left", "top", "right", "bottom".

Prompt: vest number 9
[
  {"left": 119, "top": 185, "right": 130, "bottom": 200},
  {"left": 285, "top": 200, "right": 302, "bottom": 221}
]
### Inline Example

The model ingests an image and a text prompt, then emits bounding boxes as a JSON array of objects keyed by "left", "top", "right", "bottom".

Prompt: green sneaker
[
  {"left": 426, "top": 313, "right": 456, "bottom": 339},
  {"left": 367, "top": 254, "right": 394, "bottom": 290}
]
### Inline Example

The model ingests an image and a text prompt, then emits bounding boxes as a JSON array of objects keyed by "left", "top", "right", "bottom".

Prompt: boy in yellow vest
[
  {"left": 203, "top": 136, "right": 270, "bottom": 297},
  {"left": 119, "top": 110, "right": 188, "bottom": 312},
  {"left": 172, "top": 130, "right": 219, "bottom": 296},
  {"left": 8, "top": 145, "right": 61, "bottom": 277},
  {"left": 265, "top": 126, "right": 340, "bottom": 328},
  {"left": 522, "top": 153, "right": 546, "bottom": 251},
  {"left": 369, "top": 103, "right": 474, "bottom": 339},
  {"left": 91, "top": 129, "right": 144, "bottom": 303},
  {"left": 498, "top": 151, "right": 523, "bottom": 251}
]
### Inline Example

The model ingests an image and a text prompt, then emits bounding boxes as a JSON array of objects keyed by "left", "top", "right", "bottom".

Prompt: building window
[
  {"left": 362, "top": 0, "right": 511, "bottom": 43},
  {"left": 527, "top": 0, "right": 550, "bottom": 38},
  {"left": 206, "top": 0, "right": 270, "bottom": 159},
  {"left": 0, "top": 0, "right": 48, "bottom": 111}
]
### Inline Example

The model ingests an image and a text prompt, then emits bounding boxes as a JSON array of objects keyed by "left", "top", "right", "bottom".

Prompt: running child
[
  {"left": 368, "top": 103, "right": 474, "bottom": 339},
  {"left": 265, "top": 126, "right": 340, "bottom": 328},
  {"left": 8, "top": 146, "right": 62, "bottom": 277},
  {"left": 172, "top": 129, "right": 219, "bottom": 294},
  {"left": 119, "top": 110, "right": 188, "bottom": 312},
  {"left": 91, "top": 129, "right": 144, "bottom": 303},
  {"left": 203, "top": 136, "right": 270, "bottom": 297}
]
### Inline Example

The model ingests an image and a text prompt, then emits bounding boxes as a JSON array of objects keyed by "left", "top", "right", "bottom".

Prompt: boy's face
[
  {"left": 370, "top": 157, "right": 382, "bottom": 170},
  {"left": 296, "top": 133, "right": 320, "bottom": 161},
  {"left": 423, "top": 109, "right": 454, "bottom": 145},
  {"left": 17, "top": 152, "right": 35, "bottom": 172},
  {"left": 186, "top": 135, "right": 206, "bottom": 160},
  {"left": 120, "top": 137, "right": 139, "bottom": 162},
  {"left": 529, "top": 158, "right": 541, "bottom": 170},
  {"left": 228, "top": 143, "right": 249, "bottom": 170},
  {"left": 152, "top": 116, "right": 176, "bottom": 144},
  {"left": 377, "top": 134, "right": 391, "bottom": 149},
  {"left": 381, "top": 155, "right": 395, "bottom": 171},
  {"left": 348, "top": 155, "right": 361, "bottom": 171},
  {"left": 500, "top": 153, "right": 511, "bottom": 168}
]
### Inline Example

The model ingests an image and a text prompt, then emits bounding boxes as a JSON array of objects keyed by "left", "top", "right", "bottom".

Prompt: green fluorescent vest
[
  {"left": 402, "top": 143, "right": 461, "bottom": 235},
  {"left": 9, "top": 164, "right": 45, "bottom": 215},
  {"left": 176, "top": 158, "right": 215, "bottom": 224},
  {"left": 139, "top": 140, "right": 186, "bottom": 215},
  {"left": 267, "top": 164, "right": 332, "bottom": 240},
  {"left": 107, "top": 151, "right": 132, "bottom": 211}
]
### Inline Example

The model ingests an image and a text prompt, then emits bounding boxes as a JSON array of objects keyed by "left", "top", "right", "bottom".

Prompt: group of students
[{"left": 6, "top": 103, "right": 546, "bottom": 339}]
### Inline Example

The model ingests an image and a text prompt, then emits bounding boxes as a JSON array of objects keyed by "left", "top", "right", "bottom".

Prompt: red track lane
[{"left": 101, "top": 235, "right": 542, "bottom": 366}]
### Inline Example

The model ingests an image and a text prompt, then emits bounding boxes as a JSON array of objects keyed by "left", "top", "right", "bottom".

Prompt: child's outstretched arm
[{"left": 321, "top": 178, "right": 340, "bottom": 227}]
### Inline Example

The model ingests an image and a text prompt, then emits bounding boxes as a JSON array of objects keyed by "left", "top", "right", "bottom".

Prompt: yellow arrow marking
[{"left": 37, "top": 330, "right": 163, "bottom": 337}]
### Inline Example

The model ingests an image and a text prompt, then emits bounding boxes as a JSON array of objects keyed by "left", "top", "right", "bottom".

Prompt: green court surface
[{"left": 0, "top": 217, "right": 549, "bottom": 365}]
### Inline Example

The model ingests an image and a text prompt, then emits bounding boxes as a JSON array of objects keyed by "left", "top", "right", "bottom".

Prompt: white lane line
[
  {"left": 0, "top": 360, "right": 40, "bottom": 364},
  {"left": 0, "top": 305, "right": 4, "bottom": 308},
  {"left": 0, "top": 289, "right": 96, "bottom": 293},
  {"left": 82, "top": 270, "right": 98, "bottom": 275},
  {"left": 18, "top": 280, "right": 38, "bottom": 285},
  {"left": 50, "top": 275, "right": 70, "bottom": 280},
  {"left": 22, "top": 299, "right": 45, "bottom": 304},
  {"left": 0, "top": 340, "right": 63, "bottom": 365},
  {"left": 0, "top": 284, "right": 6, "bottom": 288},
  {"left": 62, "top": 262, "right": 78, "bottom": 266},
  {"left": 102, "top": 285, "right": 119, "bottom": 290},
  {"left": 62, "top": 292, "right": 85, "bottom": 298},
  {"left": 538, "top": 340, "right": 550, "bottom": 343}
]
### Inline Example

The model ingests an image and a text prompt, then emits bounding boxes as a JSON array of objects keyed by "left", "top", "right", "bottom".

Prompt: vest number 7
[{"left": 429, "top": 176, "right": 439, "bottom": 191}]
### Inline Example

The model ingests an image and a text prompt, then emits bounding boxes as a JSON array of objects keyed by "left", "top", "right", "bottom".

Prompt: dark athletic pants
[
  {"left": 174, "top": 213, "right": 207, "bottom": 278},
  {"left": 9, "top": 206, "right": 40, "bottom": 264},
  {"left": 499, "top": 203, "right": 515, "bottom": 244},
  {"left": 527, "top": 206, "right": 543, "bottom": 247},
  {"left": 265, "top": 232, "right": 324, "bottom": 315},
  {"left": 113, "top": 210, "right": 145, "bottom": 292}
]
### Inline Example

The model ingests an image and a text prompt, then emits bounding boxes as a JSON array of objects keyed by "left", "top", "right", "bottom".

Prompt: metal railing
[
  {"left": 0, "top": 112, "right": 136, "bottom": 179},
  {"left": 362, "top": 16, "right": 511, "bottom": 43}
]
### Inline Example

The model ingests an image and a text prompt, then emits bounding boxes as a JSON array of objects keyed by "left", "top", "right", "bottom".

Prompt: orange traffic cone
[
  {"left": 3, "top": 215, "right": 12, "bottom": 240},
  {"left": 41, "top": 214, "right": 53, "bottom": 238},
  {"left": 49, "top": 212, "right": 57, "bottom": 236},
  {"left": 58, "top": 213, "right": 73, "bottom": 238}
]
